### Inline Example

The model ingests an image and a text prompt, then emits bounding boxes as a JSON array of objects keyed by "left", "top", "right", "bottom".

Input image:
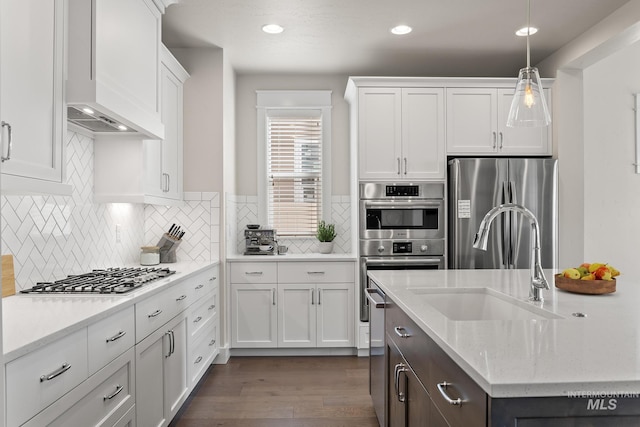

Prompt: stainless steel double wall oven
[{"left": 359, "top": 182, "right": 446, "bottom": 322}]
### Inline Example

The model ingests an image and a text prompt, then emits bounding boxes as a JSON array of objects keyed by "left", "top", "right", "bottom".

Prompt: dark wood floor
[{"left": 171, "top": 356, "right": 379, "bottom": 427}]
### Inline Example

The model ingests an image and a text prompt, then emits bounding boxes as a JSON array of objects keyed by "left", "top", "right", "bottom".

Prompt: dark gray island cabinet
[{"left": 384, "top": 293, "right": 640, "bottom": 426}]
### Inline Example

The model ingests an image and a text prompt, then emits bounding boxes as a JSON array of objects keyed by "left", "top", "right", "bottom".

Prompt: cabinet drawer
[
  {"left": 6, "top": 328, "right": 89, "bottom": 427},
  {"left": 135, "top": 280, "right": 190, "bottom": 342},
  {"left": 385, "top": 296, "right": 431, "bottom": 386},
  {"left": 189, "top": 321, "right": 218, "bottom": 386},
  {"left": 23, "top": 348, "right": 135, "bottom": 427},
  {"left": 230, "top": 262, "right": 277, "bottom": 283},
  {"left": 189, "top": 265, "right": 219, "bottom": 300},
  {"left": 278, "top": 262, "right": 354, "bottom": 283},
  {"left": 88, "top": 306, "right": 135, "bottom": 375},
  {"left": 429, "top": 343, "right": 487, "bottom": 427},
  {"left": 187, "top": 292, "right": 216, "bottom": 339}
]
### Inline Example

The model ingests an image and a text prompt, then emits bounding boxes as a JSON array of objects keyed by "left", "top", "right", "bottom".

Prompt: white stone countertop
[
  {"left": 368, "top": 268, "right": 640, "bottom": 398},
  {"left": 226, "top": 253, "right": 357, "bottom": 262},
  {"left": 2, "top": 260, "right": 219, "bottom": 363}
]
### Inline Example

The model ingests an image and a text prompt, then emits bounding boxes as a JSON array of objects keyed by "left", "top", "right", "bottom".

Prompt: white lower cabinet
[
  {"left": 22, "top": 348, "right": 135, "bottom": 427},
  {"left": 135, "top": 311, "right": 188, "bottom": 427},
  {"left": 230, "top": 260, "right": 355, "bottom": 349}
]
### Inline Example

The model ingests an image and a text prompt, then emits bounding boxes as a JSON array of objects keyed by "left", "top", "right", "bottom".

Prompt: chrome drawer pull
[
  {"left": 209, "top": 276, "right": 217, "bottom": 281},
  {"left": 176, "top": 294, "right": 187, "bottom": 301},
  {"left": 437, "top": 382, "right": 463, "bottom": 406},
  {"left": 148, "top": 309, "right": 162, "bottom": 318},
  {"left": 208, "top": 304, "right": 215, "bottom": 311},
  {"left": 394, "top": 326, "right": 411, "bottom": 338},
  {"left": 195, "top": 284, "right": 204, "bottom": 290},
  {"left": 106, "top": 330, "right": 126, "bottom": 343},
  {"left": 306, "top": 271, "right": 325, "bottom": 275},
  {"left": 209, "top": 339, "right": 216, "bottom": 346},
  {"left": 40, "top": 363, "right": 71, "bottom": 382},
  {"left": 1, "top": 121, "right": 13, "bottom": 162},
  {"left": 245, "top": 271, "right": 263, "bottom": 276},
  {"left": 394, "top": 363, "right": 408, "bottom": 403},
  {"left": 103, "top": 385, "right": 124, "bottom": 401},
  {"left": 193, "top": 316, "right": 202, "bottom": 323},
  {"left": 195, "top": 356, "right": 203, "bottom": 364}
]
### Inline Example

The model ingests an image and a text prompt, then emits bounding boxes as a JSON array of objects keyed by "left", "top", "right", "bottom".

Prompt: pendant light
[{"left": 506, "top": 0, "right": 551, "bottom": 127}]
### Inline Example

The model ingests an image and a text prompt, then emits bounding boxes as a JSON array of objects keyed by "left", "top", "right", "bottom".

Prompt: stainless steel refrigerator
[{"left": 448, "top": 158, "right": 558, "bottom": 270}]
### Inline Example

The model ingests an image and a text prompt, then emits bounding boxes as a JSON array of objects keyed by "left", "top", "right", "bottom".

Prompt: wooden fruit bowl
[{"left": 554, "top": 274, "right": 616, "bottom": 295}]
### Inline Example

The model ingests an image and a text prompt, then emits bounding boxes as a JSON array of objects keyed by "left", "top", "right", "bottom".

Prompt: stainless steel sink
[{"left": 409, "top": 287, "right": 563, "bottom": 321}]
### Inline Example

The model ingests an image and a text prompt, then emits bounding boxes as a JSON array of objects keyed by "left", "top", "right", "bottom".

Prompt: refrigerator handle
[{"left": 501, "top": 182, "right": 510, "bottom": 266}]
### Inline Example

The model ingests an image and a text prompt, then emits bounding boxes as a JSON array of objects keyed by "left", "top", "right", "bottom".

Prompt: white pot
[{"left": 318, "top": 241, "right": 334, "bottom": 254}]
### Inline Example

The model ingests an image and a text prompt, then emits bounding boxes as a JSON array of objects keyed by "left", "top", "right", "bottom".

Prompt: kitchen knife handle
[
  {"left": 1, "top": 121, "right": 12, "bottom": 162},
  {"left": 40, "top": 363, "right": 71, "bottom": 382}
]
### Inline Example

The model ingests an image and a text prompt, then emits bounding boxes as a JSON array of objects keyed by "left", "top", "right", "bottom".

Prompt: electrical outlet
[{"left": 115, "top": 224, "right": 122, "bottom": 243}]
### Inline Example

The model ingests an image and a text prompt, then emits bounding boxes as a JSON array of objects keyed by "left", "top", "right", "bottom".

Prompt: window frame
[{"left": 256, "top": 90, "right": 332, "bottom": 237}]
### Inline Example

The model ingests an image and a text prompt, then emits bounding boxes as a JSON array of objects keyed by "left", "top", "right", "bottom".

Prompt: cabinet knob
[
  {"left": 420, "top": 245, "right": 428, "bottom": 252},
  {"left": 377, "top": 245, "right": 385, "bottom": 253}
]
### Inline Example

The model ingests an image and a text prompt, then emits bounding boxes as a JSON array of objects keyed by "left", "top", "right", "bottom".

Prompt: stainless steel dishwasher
[{"left": 366, "top": 281, "right": 387, "bottom": 427}]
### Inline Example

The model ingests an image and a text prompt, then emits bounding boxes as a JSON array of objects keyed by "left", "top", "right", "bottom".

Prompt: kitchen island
[{"left": 369, "top": 268, "right": 640, "bottom": 425}]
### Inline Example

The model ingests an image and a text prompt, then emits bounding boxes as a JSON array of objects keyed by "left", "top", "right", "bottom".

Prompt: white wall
[
  {"left": 581, "top": 41, "right": 640, "bottom": 273},
  {"left": 171, "top": 47, "right": 224, "bottom": 193},
  {"left": 235, "top": 74, "right": 351, "bottom": 196}
]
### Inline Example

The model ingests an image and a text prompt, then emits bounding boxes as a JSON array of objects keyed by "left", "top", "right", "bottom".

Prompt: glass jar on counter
[{"left": 140, "top": 246, "right": 160, "bottom": 266}]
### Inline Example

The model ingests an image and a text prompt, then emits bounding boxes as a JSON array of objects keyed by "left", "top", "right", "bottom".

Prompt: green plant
[{"left": 316, "top": 220, "right": 337, "bottom": 242}]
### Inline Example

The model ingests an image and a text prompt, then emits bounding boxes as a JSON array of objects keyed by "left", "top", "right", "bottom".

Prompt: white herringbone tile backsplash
[
  {"left": 144, "top": 192, "right": 220, "bottom": 262},
  {"left": 1, "top": 132, "right": 144, "bottom": 291},
  {"left": 227, "top": 194, "right": 352, "bottom": 255},
  {"left": 1, "top": 131, "right": 221, "bottom": 291}
]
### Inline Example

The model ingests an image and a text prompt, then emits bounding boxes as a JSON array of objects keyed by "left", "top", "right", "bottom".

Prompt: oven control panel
[
  {"left": 393, "top": 242, "right": 412, "bottom": 254},
  {"left": 385, "top": 185, "right": 419, "bottom": 197}
]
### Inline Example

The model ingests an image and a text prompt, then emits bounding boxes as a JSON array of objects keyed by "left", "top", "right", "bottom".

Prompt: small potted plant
[{"left": 317, "top": 220, "right": 337, "bottom": 254}]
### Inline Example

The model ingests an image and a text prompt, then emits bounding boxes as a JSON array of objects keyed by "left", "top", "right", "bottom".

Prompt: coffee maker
[{"left": 244, "top": 226, "right": 277, "bottom": 255}]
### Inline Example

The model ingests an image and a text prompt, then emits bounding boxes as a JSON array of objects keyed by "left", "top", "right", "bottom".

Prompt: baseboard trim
[{"left": 230, "top": 347, "right": 358, "bottom": 357}]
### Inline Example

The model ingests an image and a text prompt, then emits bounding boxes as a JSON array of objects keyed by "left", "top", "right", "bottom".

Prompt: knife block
[{"left": 156, "top": 233, "right": 182, "bottom": 263}]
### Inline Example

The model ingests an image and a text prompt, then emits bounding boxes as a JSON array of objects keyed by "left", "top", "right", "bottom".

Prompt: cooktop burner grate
[{"left": 20, "top": 267, "right": 176, "bottom": 295}]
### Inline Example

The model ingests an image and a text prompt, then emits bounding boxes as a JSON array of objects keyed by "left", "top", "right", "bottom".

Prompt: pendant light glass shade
[
  {"left": 507, "top": 0, "right": 551, "bottom": 128},
  {"left": 506, "top": 66, "right": 551, "bottom": 127}
]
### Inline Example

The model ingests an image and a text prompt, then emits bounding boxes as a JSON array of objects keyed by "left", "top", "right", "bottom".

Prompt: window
[{"left": 257, "top": 91, "right": 332, "bottom": 237}]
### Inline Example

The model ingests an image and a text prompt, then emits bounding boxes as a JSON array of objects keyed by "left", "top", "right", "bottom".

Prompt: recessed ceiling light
[
  {"left": 391, "top": 25, "right": 412, "bottom": 35},
  {"left": 516, "top": 26, "right": 538, "bottom": 36},
  {"left": 117, "top": 124, "right": 128, "bottom": 131},
  {"left": 262, "top": 24, "right": 284, "bottom": 34},
  {"left": 82, "top": 107, "right": 95, "bottom": 115}
]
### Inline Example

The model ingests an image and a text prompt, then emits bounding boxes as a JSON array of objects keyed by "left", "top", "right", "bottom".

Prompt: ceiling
[{"left": 161, "top": 0, "right": 630, "bottom": 76}]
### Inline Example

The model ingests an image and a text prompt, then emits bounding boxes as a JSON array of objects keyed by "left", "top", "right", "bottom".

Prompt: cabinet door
[
  {"left": 388, "top": 341, "right": 407, "bottom": 427},
  {"left": 135, "top": 324, "right": 168, "bottom": 427},
  {"left": 316, "top": 283, "right": 354, "bottom": 347},
  {"left": 0, "top": 0, "right": 64, "bottom": 184},
  {"left": 164, "top": 314, "right": 189, "bottom": 422},
  {"left": 278, "top": 284, "right": 316, "bottom": 347},
  {"left": 446, "top": 88, "right": 497, "bottom": 154},
  {"left": 160, "top": 61, "right": 183, "bottom": 199},
  {"left": 231, "top": 283, "right": 278, "bottom": 348},
  {"left": 401, "top": 88, "right": 446, "bottom": 179},
  {"left": 497, "top": 88, "right": 552, "bottom": 155},
  {"left": 358, "top": 88, "right": 403, "bottom": 179}
]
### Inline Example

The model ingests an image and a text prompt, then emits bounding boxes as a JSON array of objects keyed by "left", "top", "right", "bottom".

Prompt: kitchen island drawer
[
  {"left": 278, "top": 261, "right": 355, "bottom": 283},
  {"left": 429, "top": 342, "right": 487, "bottom": 427},
  {"left": 135, "top": 280, "right": 190, "bottom": 342},
  {"left": 189, "top": 265, "right": 219, "bottom": 300},
  {"left": 88, "top": 306, "right": 135, "bottom": 375},
  {"left": 6, "top": 328, "right": 89, "bottom": 427},
  {"left": 22, "top": 348, "right": 135, "bottom": 427},
  {"left": 230, "top": 262, "right": 277, "bottom": 283}
]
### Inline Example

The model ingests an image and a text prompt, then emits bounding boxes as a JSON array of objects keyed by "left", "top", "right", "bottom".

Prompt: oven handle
[
  {"left": 363, "top": 201, "right": 442, "bottom": 209},
  {"left": 365, "top": 288, "right": 388, "bottom": 308},
  {"left": 365, "top": 258, "right": 443, "bottom": 266}
]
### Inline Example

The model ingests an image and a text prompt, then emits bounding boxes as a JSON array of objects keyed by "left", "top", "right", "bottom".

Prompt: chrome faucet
[{"left": 472, "top": 203, "right": 549, "bottom": 302}]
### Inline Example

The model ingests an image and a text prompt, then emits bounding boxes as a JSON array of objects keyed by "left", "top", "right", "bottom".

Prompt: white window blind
[{"left": 267, "top": 112, "right": 322, "bottom": 237}]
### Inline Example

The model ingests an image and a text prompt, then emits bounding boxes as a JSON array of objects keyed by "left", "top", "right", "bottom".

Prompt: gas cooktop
[{"left": 19, "top": 267, "right": 176, "bottom": 295}]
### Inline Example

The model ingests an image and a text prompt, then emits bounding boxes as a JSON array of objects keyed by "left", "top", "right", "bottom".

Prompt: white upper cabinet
[
  {"left": 67, "top": 0, "right": 164, "bottom": 139},
  {"left": 356, "top": 87, "right": 445, "bottom": 180},
  {"left": 0, "top": 0, "right": 71, "bottom": 195},
  {"left": 446, "top": 87, "right": 552, "bottom": 155},
  {"left": 144, "top": 45, "right": 188, "bottom": 203}
]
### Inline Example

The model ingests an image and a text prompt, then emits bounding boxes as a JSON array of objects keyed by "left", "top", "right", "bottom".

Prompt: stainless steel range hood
[{"left": 67, "top": 106, "right": 134, "bottom": 134}]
